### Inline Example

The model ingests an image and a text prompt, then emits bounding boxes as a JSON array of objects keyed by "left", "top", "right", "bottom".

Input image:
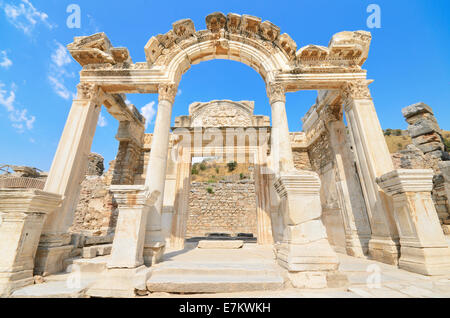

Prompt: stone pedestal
[
  {"left": 377, "top": 169, "right": 450, "bottom": 275},
  {"left": 274, "top": 171, "right": 341, "bottom": 288},
  {"left": 108, "top": 185, "right": 153, "bottom": 269},
  {"left": 87, "top": 265, "right": 152, "bottom": 298},
  {"left": 0, "top": 189, "right": 62, "bottom": 296}
]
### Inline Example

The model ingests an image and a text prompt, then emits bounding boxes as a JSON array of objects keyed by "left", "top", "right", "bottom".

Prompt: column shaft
[
  {"left": 343, "top": 80, "right": 399, "bottom": 264},
  {"left": 143, "top": 83, "right": 177, "bottom": 265}
]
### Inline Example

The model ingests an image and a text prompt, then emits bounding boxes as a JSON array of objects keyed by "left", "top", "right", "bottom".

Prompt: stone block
[
  {"left": 288, "top": 272, "right": 327, "bottom": 289},
  {"left": 417, "top": 142, "right": 443, "bottom": 154},
  {"left": 402, "top": 102, "right": 434, "bottom": 120},
  {"left": 0, "top": 189, "right": 62, "bottom": 296},
  {"left": 408, "top": 119, "right": 441, "bottom": 138},
  {"left": 198, "top": 240, "right": 244, "bottom": 249}
]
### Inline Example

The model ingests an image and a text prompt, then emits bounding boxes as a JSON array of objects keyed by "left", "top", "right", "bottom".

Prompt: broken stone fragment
[
  {"left": 402, "top": 102, "right": 434, "bottom": 119},
  {"left": 408, "top": 118, "right": 441, "bottom": 138}
]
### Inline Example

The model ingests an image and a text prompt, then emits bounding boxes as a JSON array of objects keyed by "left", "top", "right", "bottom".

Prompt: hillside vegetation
[{"left": 383, "top": 130, "right": 450, "bottom": 153}]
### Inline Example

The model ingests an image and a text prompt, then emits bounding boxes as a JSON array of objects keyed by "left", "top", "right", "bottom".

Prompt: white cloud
[
  {"left": 48, "top": 41, "right": 75, "bottom": 100},
  {"left": 51, "top": 42, "right": 71, "bottom": 67},
  {"left": 0, "top": 82, "right": 36, "bottom": 132},
  {"left": 48, "top": 75, "right": 71, "bottom": 100},
  {"left": 0, "top": 51, "right": 12, "bottom": 69},
  {"left": 177, "top": 89, "right": 182, "bottom": 96},
  {"left": 141, "top": 101, "right": 156, "bottom": 129},
  {"left": 98, "top": 113, "right": 107, "bottom": 127},
  {"left": 2, "top": 0, "right": 55, "bottom": 35}
]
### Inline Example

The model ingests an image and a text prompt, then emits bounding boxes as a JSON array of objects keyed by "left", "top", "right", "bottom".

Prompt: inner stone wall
[{"left": 186, "top": 180, "right": 258, "bottom": 238}]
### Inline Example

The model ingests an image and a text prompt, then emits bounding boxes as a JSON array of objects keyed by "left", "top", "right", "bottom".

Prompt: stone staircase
[
  {"left": 147, "top": 262, "right": 285, "bottom": 293},
  {"left": 146, "top": 244, "right": 286, "bottom": 293}
]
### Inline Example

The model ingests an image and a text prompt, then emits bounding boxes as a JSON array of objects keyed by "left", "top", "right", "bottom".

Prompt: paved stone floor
[{"left": 10, "top": 243, "right": 450, "bottom": 298}]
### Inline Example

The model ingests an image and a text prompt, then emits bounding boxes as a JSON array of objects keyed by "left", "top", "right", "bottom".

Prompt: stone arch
[{"left": 144, "top": 12, "right": 297, "bottom": 85}]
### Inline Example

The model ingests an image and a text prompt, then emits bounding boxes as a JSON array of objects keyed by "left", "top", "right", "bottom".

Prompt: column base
[
  {"left": 0, "top": 271, "right": 34, "bottom": 297},
  {"left": 368, "top": 236, "right": 400, "bottom": 265},
  {"left": 345, "top": 234, "right": 370, "bottom": 258},
  {"left": 276, "top": 239, "right": 340, "bottom": 272},
  {"left": 86, "top": 265, "right": 152, "bottom": 298},
  {"left": 399, "top": 246, "right": 450, "bottom": 276},
  {"left": 34, "top": 245, "right": 74, "bottom": 276},
  {"left": 143, "top": 244, "right": 165, "bottom": 266}
]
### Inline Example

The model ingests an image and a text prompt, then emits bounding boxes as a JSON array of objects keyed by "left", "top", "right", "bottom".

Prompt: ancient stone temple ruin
[{"left": 1, "top": 12, "right": 450, "bottom": 297}]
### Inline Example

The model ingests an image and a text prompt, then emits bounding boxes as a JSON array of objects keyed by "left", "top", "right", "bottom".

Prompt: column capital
[
  {"left": 158, "top": 83, "right": 178, "bottom": 104},
  {"left": 341, "top": 79, "right": 372, "bottom": 107},
  {"left": 76, "top": 82, "right": 99, "bottom": 100},
  {"left": 319, "top": 104, "right": 343, "bottom": 124},
  {"left": 266, "top": 82, "right": 286, "bottom": 104}
]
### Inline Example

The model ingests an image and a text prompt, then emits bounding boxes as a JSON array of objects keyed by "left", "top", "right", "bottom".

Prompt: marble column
[
  {"left": 342, "top": 80, "right": 400, "bottom": 265},
  {"left": 322, "top": 106, "right": 372, "bottom": 257},
  {"left": 266, "top": 83, "right": 295, "bottom": 174},
  {"left": 36, "top": 83, "right": 101, "bottom": 275},
  {"left": 143, "top": 83, "right": 178, "bottom": 265},
  {"left": 267, "top": 83, "right": 341, "bottom": 288},
  {"left": 377, "top": 169, "right": 450, "bottom": 275}
]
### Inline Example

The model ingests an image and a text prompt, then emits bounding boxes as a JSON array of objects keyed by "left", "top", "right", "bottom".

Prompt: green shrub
[
  {"left": 393, "top": 129, "right": 402, "bottom": 136},
  {"left": 215, "top": 167, "right": 220, "bottom": 174},
  {"left": 227, "top": 161, "right": 237, "bottom": 172},
  {"left": 206, "top": 187, "right": 214, "bottom": 194},
  {"left": 199, "top": 162, "right": 207, "bottom": 171},
  {"left": 444, "top": 138, "right": 450, "bottom": 151},
  {"left": 240, "top": 173, "right": 245, "bottom": 180},
  {"left": 191, "top": 167, "right": 199, "bottom": 175}
]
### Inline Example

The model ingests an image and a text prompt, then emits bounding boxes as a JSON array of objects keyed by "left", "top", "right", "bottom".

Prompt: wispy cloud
[
  {"left": 1, "top": 0, "right": 55, "bottom": 35},
  {"left": 0, "top": 82, "right": 36, "bottom": 132},
  {"left": 141, "top": 101, "right": 156, "bottom": 129},
  {"left": 48, "top": 41, "right": 75, "bottom": 100},
  {"left": 0, "top": 51, "right": 12, "bottom": 69},
  {"left": 98, "top": 113, "right": 107, "bottom": 127}
]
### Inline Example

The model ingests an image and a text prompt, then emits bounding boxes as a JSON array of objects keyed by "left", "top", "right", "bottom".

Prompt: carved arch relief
[{"left": 68, "top": 12, "right": 372, "bottom": 90}]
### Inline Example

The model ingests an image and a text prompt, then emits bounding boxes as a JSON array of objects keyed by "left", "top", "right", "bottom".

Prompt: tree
[{"left": 227, "top": 161, "right": 237, "bottom": 172}]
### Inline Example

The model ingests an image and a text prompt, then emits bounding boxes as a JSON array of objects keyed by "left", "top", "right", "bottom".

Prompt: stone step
[
  {"left": 151, "top": 262, "right": 280, "bottom": 277},
  {"left": 147, "top": 274, "right": 285, "bottom": 293},
  {"left": 147, "top": 261, "right": 285, "bottom": 293}
]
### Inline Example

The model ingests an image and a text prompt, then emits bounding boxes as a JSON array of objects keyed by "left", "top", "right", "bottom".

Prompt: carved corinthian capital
[
  {"left": 76, "top": 82, "right": 98, "bottom": 100},
  {"left": 158, "top": 83, "right": 178, "bottom": 104},
  {"left": 341, "top": 80, "right": 372, "bottom": 105},
  {"left": 266, "top": 82, "right": 286, "bottom": 104},
  {"left": 320, "top": 104, "right": 343, "bottom": 124}
]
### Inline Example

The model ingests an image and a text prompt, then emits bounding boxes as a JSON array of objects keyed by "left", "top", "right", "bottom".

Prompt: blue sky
[{"left": 0, "top": 0, "right": 449, "bottom": 171}]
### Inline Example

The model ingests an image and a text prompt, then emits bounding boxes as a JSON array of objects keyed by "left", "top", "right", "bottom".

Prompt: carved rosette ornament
[
  {"left": 76, "top": 82, "right": 97, "bottom": 100},
  {"left": 266, "top": 82, "right": 286, "bottom": 104},
  {"left": 341, "top": 80, "right": 372, "bottom": 105},
  {"left": 158, "top": 83, "right": 178, "bottom": 104}
]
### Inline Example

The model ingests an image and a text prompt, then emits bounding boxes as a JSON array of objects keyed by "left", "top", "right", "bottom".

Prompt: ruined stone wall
[
  {"left": 307, "top": 133, "right": 333, "bottom": 173},
  {"left": 391, "top": 103, "right": 450, "bottom": 227},
  {"left": 70, "top": 155, "right": 118, "bottom": 236},
  {"left": 186, "top": 180, "right": 258, "bottom": 238},
  {"left": 292, "top": 149, "right": 312, "bottom": 171}
]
